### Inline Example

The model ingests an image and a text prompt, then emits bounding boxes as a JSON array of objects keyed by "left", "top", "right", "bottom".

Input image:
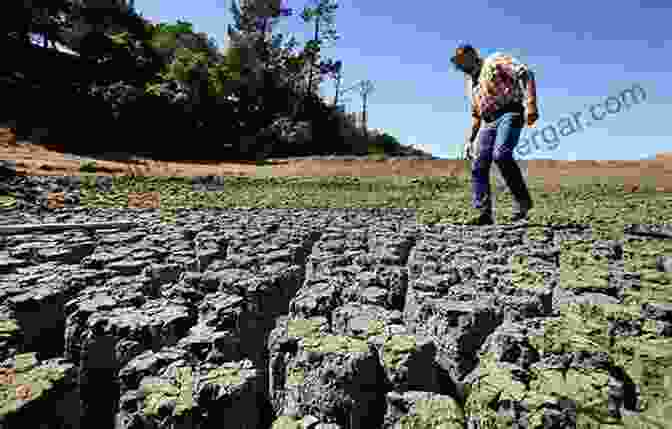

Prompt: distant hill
[{"left": 388, "top": 143, "right": 438, "bottom": 159}]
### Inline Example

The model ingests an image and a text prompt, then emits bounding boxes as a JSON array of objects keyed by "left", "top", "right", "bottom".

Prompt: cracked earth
[
  {"left": 1, "top": 128, "right": 672, "bottom": 428},
  {"left": 0, "top": 198, "right": 671, "bottom": 428}
]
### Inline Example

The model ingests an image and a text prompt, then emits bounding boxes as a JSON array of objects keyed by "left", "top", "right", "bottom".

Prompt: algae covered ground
[
  {"left": 1, "top": 164, "right": 671, "bottom": 428},
  {"left": 3, "top": 165, "right": 667, "bottom": 230}
]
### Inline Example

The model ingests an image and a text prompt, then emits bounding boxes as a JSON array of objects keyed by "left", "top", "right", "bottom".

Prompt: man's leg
[
  {"left": 471, "top": 126, "right": 497, "bottom": 218},
  {"left": 492, "top": 113, "right": 533, "bottom": 217}
]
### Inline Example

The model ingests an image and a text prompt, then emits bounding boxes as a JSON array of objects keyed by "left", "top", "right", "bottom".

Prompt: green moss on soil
[
  {"left": 63, "top": 172, "right": 671, "bottom": 227},
  {"left": 201, "top": 367, "right": 244, "bottom": 386},
  {"left": 364, "top": 319, "right": 386, "bottom": 338},
  {"left": 381, "top": 335, "right": 417, "bottom": 369},
  {"left": 286, "top": 366, "right": 305, "bottom": 386},
  {"left": 0, "top": 353, "right": 67, "bottom": 416},
  {"left": 302, "top": 335, "right": 369, "bottom": 354},
  {"left": 286, "top": 318, "right": 369, "bottom": 354},
  {"left": 526, "top": 226, "right": 550, "bottom": 243},
  {"left": 0, "top": 195, "right": 16, "bottom": 209},
  {"left": 397, "top": 397, "right": 464, "bottom": 429},
  {"left": 623, "top": 239, "right": 672, "bottom": 303},
  {"left": 510, "top": 254, "right": 547, "bottom": 290},
  {"left": 465, "top": 351, "right": 621, "bottom": 429},
  {"left": 522, "top": 298, "right": 672, "bottom": 427},
  {"left": 142, "top": 366, "right": 193, "bottom": 417},
  {"left": 7, "top": 169, "right": 672, "bottom": 427},
  {"left": 0, "top": 320, "right": 20, "bottom": 338},
  {"left": 559, "top": 240, "right": 610, "bottom": 291},
  {"left": 271, "top": 415, "right": 302, "bottom": 429},
  {"left": 286, "top": 318, "right": 324, "bottom": 339}
]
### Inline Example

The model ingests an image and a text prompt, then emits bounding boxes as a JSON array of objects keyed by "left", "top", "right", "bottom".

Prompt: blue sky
[{"left": 53, "top": 0, "right": 672, "bottom": 159}]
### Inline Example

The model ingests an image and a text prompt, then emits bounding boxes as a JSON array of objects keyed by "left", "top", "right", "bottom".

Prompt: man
[{"left": 451, "top": 44, "right": 538, "bottom": 225}]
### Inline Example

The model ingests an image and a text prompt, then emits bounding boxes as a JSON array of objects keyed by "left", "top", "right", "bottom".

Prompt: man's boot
[
  {"left": 466, "top": 211, "right": 494, "bottom": 225},
  {"left": 510, "top": 199, "right": 533, "bottom": 223}
]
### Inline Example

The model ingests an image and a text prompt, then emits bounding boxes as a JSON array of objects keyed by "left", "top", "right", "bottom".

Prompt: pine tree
[
  {"left": 300, "top": 0, "right": 339, "bottom": 96},
  {"left": 225, "top": 0, "right": 297, "bottom": 128}
]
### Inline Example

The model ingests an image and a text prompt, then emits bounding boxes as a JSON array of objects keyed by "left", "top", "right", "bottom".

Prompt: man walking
[{"left": 451, "top": 44, "right": 538, "bottom": 225}]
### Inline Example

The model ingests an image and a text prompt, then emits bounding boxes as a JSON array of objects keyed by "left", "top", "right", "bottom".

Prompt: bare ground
[{"left": 2, "top": 128, "right": 671, "bottom": 192}]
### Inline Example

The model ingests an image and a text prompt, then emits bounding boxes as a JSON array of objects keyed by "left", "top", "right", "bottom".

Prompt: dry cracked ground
[
  {"left": 1, "top": 129, "right": 672, "bottom": 429},
  {"left": 0, "top": 202, "right": 671, "bottom": 429}
]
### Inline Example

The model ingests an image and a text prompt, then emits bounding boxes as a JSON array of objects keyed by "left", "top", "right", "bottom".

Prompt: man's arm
[
  {"left": 520, "top": 67, "right": 538, "bottom": 125},
  {"left": 469, "top": 92, "right": 482, "bottom": 142},
  {"left": 464, "top": 92, "right": 481, "bottom": 160}
]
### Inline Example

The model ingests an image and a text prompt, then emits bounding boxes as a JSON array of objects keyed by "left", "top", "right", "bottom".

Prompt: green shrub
[
  {"left": 79, "top": 161, "right": 98, "bottom": 173},
  {"left": 367, "top": 142, "right": 386, "bottom": 155},
  {"left": 376, "top": 132, "right": 402, "bottom": 153},
  {"left": 368, "top": 153, "right": 386, "bottom": 161}
]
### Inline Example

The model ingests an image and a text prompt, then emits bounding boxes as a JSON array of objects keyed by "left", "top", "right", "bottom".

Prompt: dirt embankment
[{"left": 1, "top": 128, "right": 671, "bottom": 191}]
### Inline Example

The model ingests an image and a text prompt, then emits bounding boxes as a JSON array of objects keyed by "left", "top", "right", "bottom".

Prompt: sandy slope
[{"left": 1, "top": 128, "right": 671, "bottom": 191}]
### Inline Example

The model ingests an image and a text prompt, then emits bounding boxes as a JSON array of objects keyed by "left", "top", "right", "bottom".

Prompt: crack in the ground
[{"left": 0, "top": 178, "right": 670, "bottom": 429}]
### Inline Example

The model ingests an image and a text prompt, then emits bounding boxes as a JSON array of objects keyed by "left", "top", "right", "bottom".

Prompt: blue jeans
[{"left": 472, "top": 112, "right": 532, "bottom": 215}]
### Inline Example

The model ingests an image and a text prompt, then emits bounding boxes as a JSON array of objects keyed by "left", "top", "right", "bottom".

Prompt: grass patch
[
  {"left": 0, "top": 195, "right": 17, "bottom": 210},
  {"left": 5, "top": 166, "right": 672, "bottom": 428},
  {"left": 79, "top": 161, "right": 98, "bottom": 173},
  {"left": 367, "top": 153, "right": 387, "bottom": 161},
  {"left": 13, "top": 168, "right": 669, "bottom": 229}
]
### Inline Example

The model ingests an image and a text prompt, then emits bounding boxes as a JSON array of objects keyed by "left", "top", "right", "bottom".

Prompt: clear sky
[{"left": 77, "top": 0, "right": 672, "bottom": 160}]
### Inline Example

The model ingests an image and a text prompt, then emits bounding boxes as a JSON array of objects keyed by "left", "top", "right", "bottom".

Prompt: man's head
[{"left": 451, "top": 44, "right": 481, "bottom": 76}]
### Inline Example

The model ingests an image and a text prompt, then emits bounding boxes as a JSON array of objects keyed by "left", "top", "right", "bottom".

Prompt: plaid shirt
[{"left": 471, "top": 53, "right": 537, "bottom": 124}]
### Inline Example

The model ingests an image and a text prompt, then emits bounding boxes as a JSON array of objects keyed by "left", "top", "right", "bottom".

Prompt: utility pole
[
  {"left": 332, "top": 60, "right": 343, "bottom": 106},
  {"left": 359, "top": 79, "right": 374, "bottom": 136},
  {"left": 337, "top": 79, "right": 363, "bottom": 108},
  {"left": 340, "top": 80, "right": 363, "bottom": 97}
]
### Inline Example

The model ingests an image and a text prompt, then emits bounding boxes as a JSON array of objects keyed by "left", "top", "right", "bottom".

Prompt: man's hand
[
  {"left": 464, "top": 137, "right": 476, "bottom": 160},
  {"left": 526, "top": 109, "right": 539, "bottom": 128}
]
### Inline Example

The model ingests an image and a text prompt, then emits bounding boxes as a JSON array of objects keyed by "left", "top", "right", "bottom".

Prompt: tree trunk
[{"left": 306, "top": 17, "right": 319, "bottom": 97}]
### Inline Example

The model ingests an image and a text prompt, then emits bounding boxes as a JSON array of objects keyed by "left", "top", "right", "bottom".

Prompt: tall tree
[
  {"left": 300, "top": 0, "right": 339, "bottom": 96},
  {"left": 226, "top": 0, "right": 287, "bottom": 94},
  {"left": 143, "top": 19, "right": 235, "bottom": 111},
  {"left": 226, "top": 0, "right": 294, "bottom": 127}
]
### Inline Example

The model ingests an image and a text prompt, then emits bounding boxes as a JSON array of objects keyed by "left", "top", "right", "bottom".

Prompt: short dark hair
[
  {"left": 459, "top": 44, "right": 476, "bottom": 55},
  {"left": 450, "top": 44, "right": 477, "bottom": 70}
]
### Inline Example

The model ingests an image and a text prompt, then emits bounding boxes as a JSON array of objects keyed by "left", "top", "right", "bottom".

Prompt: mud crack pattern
[{"left": 0, "top": 202, "right": 671, "bottom": 429}]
